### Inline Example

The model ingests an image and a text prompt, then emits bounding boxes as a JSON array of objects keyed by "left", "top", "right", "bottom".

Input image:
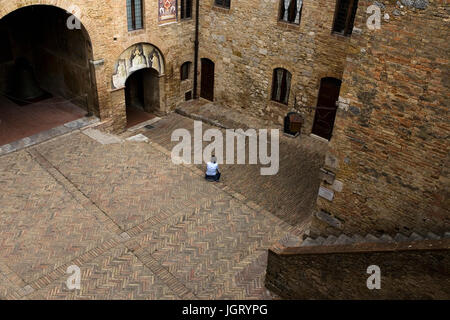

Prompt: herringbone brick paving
[
  {"left": 0, "top": 150, "right": 117, "bottom": 284},
  {"left": 141, "top": 113, "right": 326, "bottom": 227},
  {"left": 36, "top": 132, "right": 217, "bottom": 231},
  {"left": 26, "top": 245, "right": 178, "bottom": 300},
  {"left": 127, "top": 194, "right": 290, "bottom": 299},
  {"left": 0, "top": 113, "right": 319, "bottom": 299}
]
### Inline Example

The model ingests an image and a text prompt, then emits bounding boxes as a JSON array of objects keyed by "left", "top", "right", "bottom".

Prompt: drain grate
[{"left": 144, "top": 125, "right": 155, "bottom": 130}]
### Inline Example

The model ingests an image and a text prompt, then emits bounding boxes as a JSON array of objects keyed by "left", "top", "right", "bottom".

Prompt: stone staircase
[
  {"left": 267, "top": 230, "right": 450, "bottom": 299},
  {"left": 299, "top": 231, "right": 450, "bottom": 247}
]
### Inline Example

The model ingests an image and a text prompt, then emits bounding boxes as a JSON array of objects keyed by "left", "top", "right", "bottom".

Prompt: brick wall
[
  {"left": 313, "top": 1, "right": 450, "bottom": 236},
  {"left": 266, "top": 239, "right": 450, "bottom": 299}
]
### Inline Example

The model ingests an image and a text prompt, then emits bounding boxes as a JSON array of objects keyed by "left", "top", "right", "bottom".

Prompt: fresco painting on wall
[
  {"left": 112, "top": 43, "right": 164, "bottom": 89},
  {"left": 158, "top": 0, "right": 177, "bottom": 24}
]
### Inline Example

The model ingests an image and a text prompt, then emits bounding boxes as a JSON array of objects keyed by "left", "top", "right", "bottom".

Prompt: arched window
[
  {"left": 279, "top": 0, "right": 303, "bottom": 24},
  {"left": 271, "top": 68, "right": 292, "bottom": 105},
  {"left": 180, "top": 61, "right": 191, "bottom": 81}
]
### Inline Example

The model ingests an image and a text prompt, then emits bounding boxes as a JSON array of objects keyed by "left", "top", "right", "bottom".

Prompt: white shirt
[{"left": 206, "top": 162, "right": 219, "bottom": 176}]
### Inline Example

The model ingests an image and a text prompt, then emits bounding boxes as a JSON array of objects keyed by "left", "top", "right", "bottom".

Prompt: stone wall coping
[{"left": 270, "top": 238, "right": 450, "bottom": 256}]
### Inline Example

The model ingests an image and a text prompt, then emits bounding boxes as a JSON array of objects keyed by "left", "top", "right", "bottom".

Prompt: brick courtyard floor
[{"left": 0, "top": 112, "right": 325, "bottom": 300}]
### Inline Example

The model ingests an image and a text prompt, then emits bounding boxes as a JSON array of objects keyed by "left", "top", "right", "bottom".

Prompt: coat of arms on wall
[
  {"left": 111, "top": 43, "right": 164, "bottom": 89},
  {"left": 158, "top": 0, "right": 177, "bottom": 24}
]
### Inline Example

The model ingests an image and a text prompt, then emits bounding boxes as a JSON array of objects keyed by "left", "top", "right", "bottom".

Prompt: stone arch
[
  {"left": 0, "top": 1, "right": 95, "bottom": 42},
  {"left": 0, "top": 3, "right": 100, "bottom": 116},
  {"left": 314, "top": 71, "right": 343, "bottom": 90},
  {"left": 111, "top": 43, "right": 165, "bottom": 90}
]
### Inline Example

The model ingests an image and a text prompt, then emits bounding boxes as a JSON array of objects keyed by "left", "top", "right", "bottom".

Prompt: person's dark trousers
[{"left": 205, "top": 171, "right": 221, "bottom": 182}]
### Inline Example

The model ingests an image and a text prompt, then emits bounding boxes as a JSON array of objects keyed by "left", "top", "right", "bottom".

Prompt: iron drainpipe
[{"left": 193, "top": 0, "right": 200, "bottom": 99}]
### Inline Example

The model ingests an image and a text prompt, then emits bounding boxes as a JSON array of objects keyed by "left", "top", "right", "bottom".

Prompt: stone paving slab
[
  {"left": 0, "top": 116, "right": 99, "bottom": 156},
  {"left": 82, "top": 128, "right": 123, "bottom": 145}
]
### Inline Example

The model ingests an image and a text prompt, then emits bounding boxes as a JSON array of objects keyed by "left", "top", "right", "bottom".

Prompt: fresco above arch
[{"left": 112, "top": 43, "right": 164, "bottom": 89}]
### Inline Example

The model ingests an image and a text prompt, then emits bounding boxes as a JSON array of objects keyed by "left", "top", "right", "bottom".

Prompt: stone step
[
  {"left": 352, "top": 234, "right": 365, "bottom": 242},
  {"left": 409, "top": 232, "right": 424, "bottom": 242},
  {"left": 394, "top": 233, "right": 409, "bottom": 242},
  {"left": 322, "top": 235, "right": 337, "bottom": 246},
  {"left": 297, "top": 231, "right": 449, "bottom": 248},
  {"left": 426, "top": 232, "right": 440, "bottom": 240},
  {"left": 379, "top": 234, "right": 394, "bottom": 242},
  {"left": 300, "top": 237, "right": 318, "bottom": 247},
  {"left": 365, "top": 234, "right": 382, "bottom": 243},
  {"left": 334, "top": 234, "right": 353, "bottom": 245},
  {"left": 315, "top": 236, "right": 326, "bottom": 245}
]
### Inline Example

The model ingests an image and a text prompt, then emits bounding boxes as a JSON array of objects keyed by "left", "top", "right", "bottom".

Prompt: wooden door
[
  {"left": 200, "top": 58, "right": 214, "bottom": 101},
  {"left": 311, "top": 77, "right": 342, "bottom": 140}
]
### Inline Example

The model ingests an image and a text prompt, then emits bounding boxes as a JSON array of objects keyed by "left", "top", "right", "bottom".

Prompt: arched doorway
[
  {"left": 111, "top": 42, "right": 165, "bottom": 130},
  {"left": 311, "top": 77, "right": 342, "bottom": 140},
  {"left": 125, "top": 68, "right": 159, "bottom": 128},
  {"left": 200, "top": 58, "right": 214, "bottom": 101},
  {"left": 0, "top": 5, "right": 98, "bottom": 146}
]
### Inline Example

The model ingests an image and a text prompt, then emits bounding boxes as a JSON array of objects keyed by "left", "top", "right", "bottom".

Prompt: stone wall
[
  {"left": 313, "top": 1, "right": 450, "bottom": 236},
  {"left": 266, "top": 239, "right": 450, "bottom": 299},
  {"left": 198, "top": 0, "right": 351, "bottom": 131}
]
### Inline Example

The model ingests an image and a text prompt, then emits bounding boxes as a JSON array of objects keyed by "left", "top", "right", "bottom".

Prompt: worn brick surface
[
  {"left": 141, "top": 113, "right": 327, "bottom": 227},
  {"left": 0, "top": 150, "right": 117, "bottom": 284},
  {"left": 36, "top": 132, "right": 216, "bottom": 231},
  {"left": 0, "top": 127, "right": 293, "bottom": 299},
  {"left": 126, "top": 192, "right": 290, "bottom": 299},
  {"left": 26, "top": 245, "right": 178, "bottom": 300}
]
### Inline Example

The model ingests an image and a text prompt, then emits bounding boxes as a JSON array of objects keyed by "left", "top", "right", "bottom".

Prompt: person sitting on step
[{"left": 205, "top": 156, "right": 221, "bottom": 182}]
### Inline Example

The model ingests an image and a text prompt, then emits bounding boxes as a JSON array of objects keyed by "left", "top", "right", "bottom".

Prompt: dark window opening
[
  {"left": 271, "top": 68, "right": 292, "bottom": 105},
  {"left": 181, "top": 0, "right": 193, "bottom": 19},
  {"left": 185, "top": 91, "right": 192, "bottom": 101},
  {"left": 284, "top": 112, "right": 303, "bottom": 136},
  {"left": 279, "top": 0, "right": 303, "bottom": 24},
  {"left": 127, "top": 0, "right": 144, "bottom": 31},
  {"left": 214, "top": 0, "right": 231, "bottom": 9},
  {"left": 332, "top": 0, "right": 358, "bottom": 36},
  {"left": 180, "top": 61, "right": 191, "bottom": 81}
]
